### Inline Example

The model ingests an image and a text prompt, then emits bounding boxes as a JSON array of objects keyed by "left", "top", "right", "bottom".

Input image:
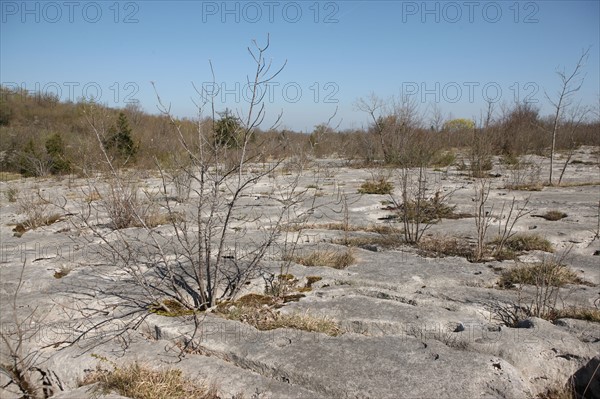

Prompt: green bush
[{"left": 103, "top": 112, "right": 138, "bottom": 161}]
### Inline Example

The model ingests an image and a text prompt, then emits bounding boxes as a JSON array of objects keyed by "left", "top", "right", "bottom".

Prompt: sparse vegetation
[
  {"left": 216, "top": 294, "right": 342, "bottom": 336},
  {"left": 82, "top": 362, "right": 218, "bottom": 399}
]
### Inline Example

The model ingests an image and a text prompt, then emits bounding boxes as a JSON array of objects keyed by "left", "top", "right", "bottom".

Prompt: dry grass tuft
[
  {"left": 417, "top": 236, "right": 473, "bottom": 258},
  {"left": 492, "top": 233, "right": 554, "bottom": 253},
  {"left": 286, "top": 250, "right": 355, "bottom": 269},
  {"left": 335, "top": 234, "right": 402, "bottom": 250},
  {"left": 506, "top": 182, "right": 544, "bottom": 191},
  {"left": 0, "top": 172, "right": 22, "bottom": 181},
  {"left": 216, "top": 294, "right": 341, "bottom": 336},
  {"left": 279, "top": 222, "right": 402, "bottom": 235},
  {"left": 498, "top": 261, "right": 586, "bottom": 288},
  {"left": 358, "top": 178, "right": 393, "bottom": 195},
  {"left": 554, "top": 307, "right": 600, "bottom": 323},
  {"left": 82, "top": 362, "right": 218, "bottom": 399}
]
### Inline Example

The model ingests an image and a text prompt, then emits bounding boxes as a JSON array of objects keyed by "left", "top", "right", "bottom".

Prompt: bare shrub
[
  {"left": 101, "top": 179, "right": 145, "bottom": 229},
  {"left": 392, "top": 167, "right": 453, "bottom": 244},
  {"left": 0, "top": 263, "right": 51, "bottom": 399},
  {"left": 504, "top": 155, "right": 542, "bottom": 190},
  {"left": 14, "top": 190, "right": 62, "bottom": 235},
  {"left": 490, "top": 196, "right": 532, "bottom": 259},
  {"left": 5, "top": 185, "right": 18, "bottom": 202},
  {"left": 473, "top": 178, "right": 494, "bottom": 261},
  {"left": 66, "top": 37, "right": 315, "bottom": 343}
]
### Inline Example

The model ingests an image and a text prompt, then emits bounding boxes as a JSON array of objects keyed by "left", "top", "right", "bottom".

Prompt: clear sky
[{"left": 1, "top": 1, "right": 599, "bottom": 132}]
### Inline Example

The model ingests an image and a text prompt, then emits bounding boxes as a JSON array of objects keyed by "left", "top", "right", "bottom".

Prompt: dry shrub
[
  {"left": 14, "top": 191, "right": 62, "bottom": 235},
  {"left": 82, "top": 362, "right": 218, "bottom": 399},
  {"left": 393, "top": 191, "right": 456, "bottom": 224},
  {"left": 102, "top": 181, "right": 143, "bottom": 229},
  {"left": 5, "top": 185, "right": 19, "bottom": 202}
]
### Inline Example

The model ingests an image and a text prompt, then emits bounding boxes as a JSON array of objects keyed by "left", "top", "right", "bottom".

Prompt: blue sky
[{"left": 1, "top": 1, "right": 599, "bottom": 132}]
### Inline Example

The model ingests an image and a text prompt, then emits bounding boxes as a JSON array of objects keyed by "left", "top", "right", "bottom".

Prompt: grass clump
[
  {"left": 494, "top": 233, "right": 554, "bottom": 253},
  {"left": 286, "top": 250, "right": 355, "bottom": 269},
  {"left": 358, "top": 178, "right": 393, "bottom": 195},
  {"left": 417, "top": 236, "right": 473, "bottom": 258},
  {"left": 82, "top": 362, "right": 217, "bottom": 399},
  {"left": 498, "top": 261, "right": 585, "bottom": 288}
]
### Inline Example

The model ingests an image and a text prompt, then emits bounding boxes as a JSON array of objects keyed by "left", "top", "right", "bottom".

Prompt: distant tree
[
  {"left": 45, "top": 133, "right": 71, "bottom": 174},
  {"left": 443, "top": 118, "right": 475, "bottom": 133},
  {"left": 103, "top": 112, "right": 138, "bottom": 162},
  {"left": 214, "top": 108, "right": 242, "bottom": 148}
]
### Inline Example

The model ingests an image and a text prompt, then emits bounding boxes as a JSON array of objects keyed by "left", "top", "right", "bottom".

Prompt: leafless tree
[
  {"left": 546, "top": 48, "right": 590, "bottom": 185},
  {"left": 47, "top": 37, "right": 321, "bottom": 363}
]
